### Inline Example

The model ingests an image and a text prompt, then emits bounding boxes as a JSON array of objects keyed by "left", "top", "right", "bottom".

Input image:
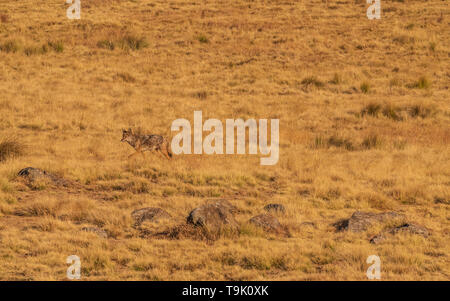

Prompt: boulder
[
  {"left": 335, "top": 211, "right": 404, "bottom": 232},
  {"left": 17, "top": 167, "right": 69, "bottom": 187},
  {"left": 131, "top": 207, "right": 171, "bottom": 226},
  {"left": 388, "top": 223, "right": 429, "bottom": 237},
  {"left": 18, "top": 167, "right": 52, "bottom": 183},
  {"left": 249, "top": 214, "right": 289, "bottom": 236},
  {"left": 205, "top": 199, "right": 239, "bottom": 214},
  {"left": 370, "top": 223, "right": 429, "bottom": 244},
  {"left": 187, "top": 201, "right": 239, "bottom": 232}
]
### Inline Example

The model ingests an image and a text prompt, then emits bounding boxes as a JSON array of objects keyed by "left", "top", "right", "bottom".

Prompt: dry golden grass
[{"left": 0, "top": 0, "right": 448, "bottom": 280}]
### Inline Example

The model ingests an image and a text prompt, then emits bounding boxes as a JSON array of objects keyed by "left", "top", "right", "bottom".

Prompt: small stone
[{"left": 434, "top": 197, "right": 449, "bottom": 205}]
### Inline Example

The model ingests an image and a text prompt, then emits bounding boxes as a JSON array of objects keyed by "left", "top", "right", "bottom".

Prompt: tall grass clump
[
  {"left": 382, "top": 103, "right": 402, "bottom": 121},
  {"left": 409, "top": 103, "right": 437, "bottom": 118},
  {"left": 24, "top": 44, "right": 49, "bottom": 56},
  {"left": 312, "top": 135, "right": 355, "bottom": 151},
  {"left": 329, "top": 73, "right": 342, "bottom": 85},
  {"left": 361, "top": 134, "right": 384, "bottom": 150},
  {"left": 0, "top": 136, "right": 25, "bottom": 162},
  {"left": 408, "top": 76, "right": 431, "bottom": 89},
  {"left": 196, "top": 34, "right": 209, "bottom": 43},
  {"left": 361, "top": 102, "right": 382, "bottom": 117},
  {"left": 301, "top": 76, "right": 325, "bottom": 88},
  {"left": 47, "top": 40, "right": 64, "bottom": 53},
  {"left": 119, "top": 35, "right": 149, "bottom": 51},
  {"left": 97, "top": 39, "right": 115, "bottom": 50},
  {"left": 0, "top": 40, "right": 20, "bottom": 53},
  {"left": 360, "top": 81, "right": 371, "bottom": 94}
]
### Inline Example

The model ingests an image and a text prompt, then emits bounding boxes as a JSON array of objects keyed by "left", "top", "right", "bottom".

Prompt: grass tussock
[
  {"left": 301, "top": 76, "right": 325, "bottom": 89},
  {"left": 361, "top": 134, "right": 384, "bottom": 150},
  {"left": 0, "top": 136, "right": 25, "bottom": 162},
  {"left": 114, "top": 72, "right": 136, "bottom": 83},
  {"left": 97, "top": 35, "right": 148, "bottom": 51},
  {"left": 97, "top": 39, "right": 115, "bottom": 50},
  {"left": 329, "top": 73, "right": 342, "bottom": 85},
  {"left": 0, "top": 40, "right": 20, "bottom": 53},
  {"left": 407, "top": 76, "right": 431, "bottom": 89},
  {"left": 118, "top": 35, "right": 149, "bottom": 51},
  {"left": 360, "top": 81, "right": 371, "bottom": 94},
  {"left": 14, "top": 199, "right": 61, "bottom": 217},
  {"left": 24, "top": 44, "right": 49, "bottom": 56},
  {"left": 196, "top": 34, "right": 209, "bottom": 43},
  {"left": 313, "top": 135, "right": 355, "bottom": 151},
  {"left": 361, "top": 102, "right": 438, "bottom": 120},
  {"left": 47, "top": 41, "right": 64, "bottom": 53},
  {"left": 0, "top": 40, "right": 64, "bottom": 55},
  {"left": 313, "top": 134, "right": 385, "bottom": 151}
]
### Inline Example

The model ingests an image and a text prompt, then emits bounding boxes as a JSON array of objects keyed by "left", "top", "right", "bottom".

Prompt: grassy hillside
[{"left": 0, "top": 0, "right": 448, "bottom": 280}]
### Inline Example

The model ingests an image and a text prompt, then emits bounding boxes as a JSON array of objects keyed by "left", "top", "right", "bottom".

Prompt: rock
[
  {"left": 249, "top": 214, "right": 289, "bottom": 236},
  {"left": 131, "top": 207, "right": 171, "bottom": 226},
  {"left": 205, "top": 199, "right": 239, "bottom": 214},
  {"left": 370, "top": 223, "right": 429, "bottom": 244},
  {"left": 335, "top": 211, "right": 404, "bottom": 232},
  {"left": 18, "top": 167, "right": 52, "bottom": 183},
  {"left": 434, "top": 197, "right": 449, "bottom": 205},
  {"left": 187, "top": 201, "right": 239, "bottom": 232},
  {"left": 263, "top": 203, "right": 286, "bottom": 213},
  {"left": 369, "top": 233, "right": 387, "bottom": 244},
  {"left": 154, "top": 224, "right": 213, "bottom": 241},
  {"left": 17, "top": 167, "right": 69, "bottom": 187},
  {"left": 388, "top": 223, "right": 429, "bottom": 237},
  {"left": 81, "top": 226, "right": 108, "bottom": 238}
]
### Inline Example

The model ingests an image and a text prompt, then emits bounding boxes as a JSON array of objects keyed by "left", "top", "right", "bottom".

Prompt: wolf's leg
[
  {"left": 155, "top": 149, "right": 169, "bottom": 160},
  {"left": 162, "top": 148, "right": 171, "bottom": 160},
  {"left": 156, "top": 149, "right": 166, "bottom": 159},
  {"left": 128, "top": 151, "right": 142, "bottom": 160},
  {"left": 165, "top": 141, "right": 173, "bottom": 159}
]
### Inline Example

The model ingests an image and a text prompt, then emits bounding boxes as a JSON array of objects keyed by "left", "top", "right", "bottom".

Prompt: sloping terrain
[{"left": 0, "top": 0, "right": 448, "bottom": 280}]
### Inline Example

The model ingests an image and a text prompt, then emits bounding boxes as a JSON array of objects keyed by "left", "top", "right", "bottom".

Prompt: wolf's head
[{"left": 121, "top": 128, "right": 134, "bottom": 143}]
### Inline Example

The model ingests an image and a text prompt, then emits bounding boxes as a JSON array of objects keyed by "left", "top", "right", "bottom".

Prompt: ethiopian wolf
[{"left": 121, "top": 128, "right": 172, "bottom": 160}]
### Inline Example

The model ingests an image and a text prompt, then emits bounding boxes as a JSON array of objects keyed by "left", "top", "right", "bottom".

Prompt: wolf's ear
[{"left": 128, "top": 128, "right": 132, "bottom": 133}]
